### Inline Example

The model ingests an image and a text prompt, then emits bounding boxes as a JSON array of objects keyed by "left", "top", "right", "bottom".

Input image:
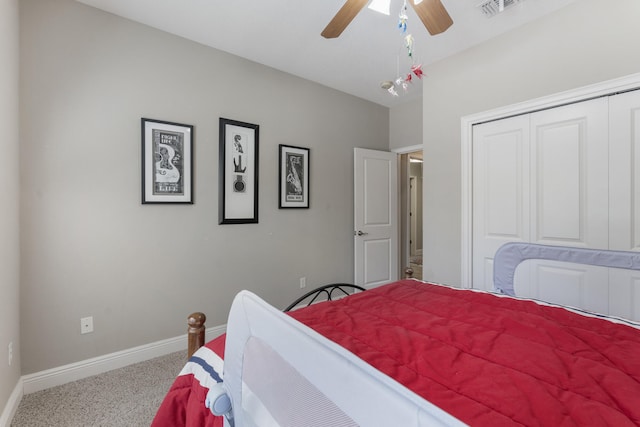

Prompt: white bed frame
[
  {"left": 204, "top": 243, "right": 640, "bottom": 427},
  {"left": 207, "top": 290, "right": 466, "bottom": 427}
]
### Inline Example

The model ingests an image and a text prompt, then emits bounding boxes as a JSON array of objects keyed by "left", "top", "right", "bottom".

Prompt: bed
[{"left": 152, "top": 243, "right": 640, "bottom": 426}]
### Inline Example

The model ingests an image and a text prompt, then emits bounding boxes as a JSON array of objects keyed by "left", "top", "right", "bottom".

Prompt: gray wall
[
  {"left": 390, "top": 97, "right": 422, "bottom": 150},
  {"left": 0, "top": 0, "right": 21, "bottom": 413},
  {"left": 421, "top": 0, "right": 640, "bottom": 285},
  {"left": 19, "top": 0, "right": 388, "bottom": 374}
]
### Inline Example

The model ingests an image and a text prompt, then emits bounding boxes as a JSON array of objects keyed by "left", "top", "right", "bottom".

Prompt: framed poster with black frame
[
  {"left": 219, "top": 118, "right": 259, "bottom": 224},
  {"left": 279, "top": 144, "right": 309, "bottom": 209},
  {"left": 141, "top": 118, "right": 193, "bottom": 204}
]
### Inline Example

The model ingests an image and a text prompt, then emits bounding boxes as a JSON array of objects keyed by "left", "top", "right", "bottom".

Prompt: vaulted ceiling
[{"left": 76, "top": 0, "right": 577, "bottom": 107}]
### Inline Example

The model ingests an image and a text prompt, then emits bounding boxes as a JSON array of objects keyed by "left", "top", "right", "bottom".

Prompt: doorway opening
[{"left": 400, "top": 150, "right": 423, "bottom": 280}]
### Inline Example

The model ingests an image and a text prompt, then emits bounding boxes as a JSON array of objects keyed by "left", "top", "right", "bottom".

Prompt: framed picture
[
  {"left": 141, "top": 118, "right": 194, "bottom": 204},
  {"left": 219, "top": 118, "right": 259, "bottom": 224},
  {"left": 279, "top": 144, "right": 309, "bottom": 209}
]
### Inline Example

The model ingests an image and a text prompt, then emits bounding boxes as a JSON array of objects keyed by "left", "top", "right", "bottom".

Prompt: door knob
[{"left": 355, "top": 230, "right": 368, "bottom": 236}]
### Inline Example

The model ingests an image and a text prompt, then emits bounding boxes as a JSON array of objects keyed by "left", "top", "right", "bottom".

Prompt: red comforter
[{"left": 153, "top": 280, "right": 640, "bottom": 426}]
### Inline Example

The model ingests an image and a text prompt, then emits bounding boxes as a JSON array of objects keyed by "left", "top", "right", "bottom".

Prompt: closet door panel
[
  {"left": 609, "top": 89, "right": 640, "bottom": 321},
  {"left": 530, "top": 98, "right": 609, "bottom": 248},
  {"left": 472, "top": 115, "right": 530, "bottom": 291},
  {"left": 609, "top": 269, "right": 640, "bottom": 321},
  {"left": 535, "top": 124, "right": 581, "bottom": 240},
  {"left": 525, "top": 99, "right": 609, "bottom": 308},
  {"left": 610, "top": 89, "right": 640, "bottom": 251},
  {"left": 529, "top": 260, "right": 609, "bottom": 314}
]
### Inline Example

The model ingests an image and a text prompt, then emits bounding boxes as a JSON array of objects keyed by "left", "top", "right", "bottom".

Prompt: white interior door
[
  {"left": 609, "top": 89, "right": 640, "bottom": 252},
  {"left": 354, "top": 148, "right": 398, "bottom": 288},
  {"left": 467, "top": 78, "right": 640, "bottom": 321},
  {"left": 472, "top": 98, "right": 609, "bottom": 309},
  {"left": 523, "top": 99, "right": 609, "bottom": 312},
  {"left": 472, "top": 114, "right": 530, "bottom": 292},
  {"left": 609, "top": 89, "right": 640, "bottom": 320},
  {"left": 529, "top": 98, "right": 609, "bottom": 250}
]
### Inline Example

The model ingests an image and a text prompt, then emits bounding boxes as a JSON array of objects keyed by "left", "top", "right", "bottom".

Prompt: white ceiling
[{"left": 76, "top": 0, "right": 577, "bottom": 108}]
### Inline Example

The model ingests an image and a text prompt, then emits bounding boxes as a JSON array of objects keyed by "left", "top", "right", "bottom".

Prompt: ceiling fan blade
[
  {"left": 410, "top": 0, "right": 453, "bottom": 35},
  {"left": 321, "top": 0, "right": 369, "bottom": 39}
]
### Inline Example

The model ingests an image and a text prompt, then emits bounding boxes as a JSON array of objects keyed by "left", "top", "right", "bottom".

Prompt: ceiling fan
[{"left": 321, "top": 0, "right": 453, "bottom": 39}]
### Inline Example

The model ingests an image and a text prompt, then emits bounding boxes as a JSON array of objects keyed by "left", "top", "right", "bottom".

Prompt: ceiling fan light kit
[{"left": 368, "top": 0, "right": 391, "bottom": 15}]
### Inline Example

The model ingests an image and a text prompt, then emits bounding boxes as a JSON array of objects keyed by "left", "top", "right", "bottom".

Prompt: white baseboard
[
  {"left": 0, "top": 379, "right": 23, "bottom": 427},
  {"left": 22, "top": 325, "right": 225, "bottom": 395}
]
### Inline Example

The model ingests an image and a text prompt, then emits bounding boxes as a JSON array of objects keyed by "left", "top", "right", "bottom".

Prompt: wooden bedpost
[
  {"left": 187, "top": 312, "right": 206, "bottom": 359},
  {"left": 404, "top": 267, "right": 414, "bottom": 279}
]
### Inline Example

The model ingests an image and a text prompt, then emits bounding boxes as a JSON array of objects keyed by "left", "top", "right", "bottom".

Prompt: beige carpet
[{"left": 11, "top": 351, "right": 187, "bottom": 427}]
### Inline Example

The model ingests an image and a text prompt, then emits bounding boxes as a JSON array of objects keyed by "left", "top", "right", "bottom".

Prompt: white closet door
[
  {"left": 472, "top": 99, "right": 609, "bottom": 307},
  {"left": 472, "top": 115, "right": 530, "bottom": 292},
  {"left": 524, "top": 99, "right": 609, "bottom": 310},
  {"left": 609, "top": 89, "right": 640, "bottom": 320},
  {"left": 471, "top": 91, "right": 640, "bottom": 320},
  {"left": 529, "top": 99, "right": 609, "bottom": 248},
  {"left": 610, "top": 90, "right": 640, "bottom": 251}
]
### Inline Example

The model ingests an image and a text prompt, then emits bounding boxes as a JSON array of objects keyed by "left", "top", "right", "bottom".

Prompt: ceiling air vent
[{"left": 477, "top": 0, "right": 525, "bottom": 17}]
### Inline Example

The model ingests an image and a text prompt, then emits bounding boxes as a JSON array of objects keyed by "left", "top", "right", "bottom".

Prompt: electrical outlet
[
  {"left": 81, "top": 316, "right": 94, "bottom": 334},
  {"left": 8, "top": 342, "right": 12, "bottom": 366},
  {"left": 300, "top": 277, "right": 306, "bottom": 289}
]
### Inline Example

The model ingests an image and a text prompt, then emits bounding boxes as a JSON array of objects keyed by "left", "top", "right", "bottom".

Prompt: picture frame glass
[
  {"left": 279, "top": 145, "right": 309, "bottom": 209},
  {"left": 219, "top": 118, "right": 259, "bottom": 223},
  {"left": 142, "top": 118, "right": 193, "bottom": 204}
]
